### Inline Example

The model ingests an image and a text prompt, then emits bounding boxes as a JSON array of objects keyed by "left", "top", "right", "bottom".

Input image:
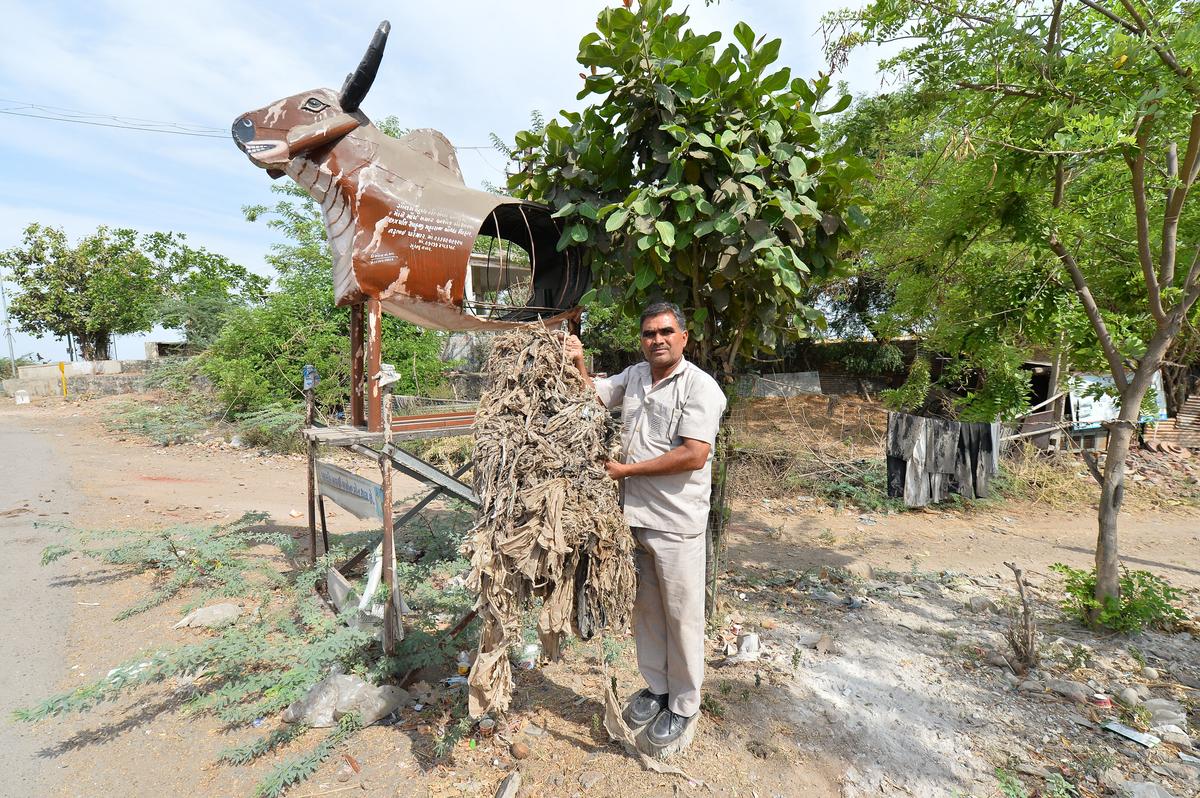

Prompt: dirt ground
[{"left": 2, "top": 394, "right": 1199, "bottom": 798}]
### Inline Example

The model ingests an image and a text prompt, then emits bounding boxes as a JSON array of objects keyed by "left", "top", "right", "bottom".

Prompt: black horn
[{"left": 339, "top": 20, "right": 391, "bottom": 112}]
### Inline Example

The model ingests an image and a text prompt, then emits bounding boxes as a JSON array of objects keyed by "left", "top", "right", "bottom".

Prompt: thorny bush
[{"left": 18, "top": 502, "right": 478, "bottom": 798}]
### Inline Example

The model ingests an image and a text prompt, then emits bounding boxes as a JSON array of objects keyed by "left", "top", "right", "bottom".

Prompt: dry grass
[{"left": 727, "top": 396, "right": 896, "bottom": 509}]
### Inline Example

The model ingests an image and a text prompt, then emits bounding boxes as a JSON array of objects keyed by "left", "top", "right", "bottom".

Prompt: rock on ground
[
  {"left": 282, "top": 674, "right": 410, "bottom": 727},
  {"left": 173, "top": 603, "right": 240, "bottom": 629},
  {"left": 1118, "top": 782, "right": 1178, "bottom": 798}
]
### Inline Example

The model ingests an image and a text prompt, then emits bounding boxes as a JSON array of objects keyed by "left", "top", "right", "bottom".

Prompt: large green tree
[
  {"left": 1, "top": 224, "right": 265, "bottom": 360},
  {"left": 507, "top": 0, "right": 870, "bottom": 382},
  {"left": 827, "top": 0, "right": 1200, "bottom": 614}
]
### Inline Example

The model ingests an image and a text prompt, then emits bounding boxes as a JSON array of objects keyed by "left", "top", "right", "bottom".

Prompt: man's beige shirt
[{"left": 595, "top": 357, "right": 726, "bottom": 536}]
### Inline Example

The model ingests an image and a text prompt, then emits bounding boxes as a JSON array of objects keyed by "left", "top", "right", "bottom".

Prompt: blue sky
[{"left": 0, "top": 0, "right": 894, "bottom": 362}]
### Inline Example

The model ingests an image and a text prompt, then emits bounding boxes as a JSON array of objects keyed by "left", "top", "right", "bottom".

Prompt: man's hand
[
  {"left": 564, "top": 334, "right": 585, "bottom": 366},
  {"left": 604, "top": 458, "right": 629, "bottom": 480}
]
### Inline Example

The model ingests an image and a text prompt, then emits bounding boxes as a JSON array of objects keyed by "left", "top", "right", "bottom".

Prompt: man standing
[{"left": 566, "top": 301, "right": 726, "bottom": 748}]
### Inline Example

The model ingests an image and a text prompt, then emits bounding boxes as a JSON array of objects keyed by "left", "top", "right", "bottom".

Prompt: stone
[
  {"left": 1159, "top": 730, "right": 1193, "bottom": 749},
  {"left": 1117, "top": 687, "right": 1143, "bottom": 707},
  {"left": 1019, "top": 680, "right": 1044, "bottom": 692},
  {"left": 1143, "top": 698, "right": 1187, "bottom": 728},
  {"left": 494, "top": 772, "right": 521, "bottom": 798},
  {"left": 965, "top": 596, "right": 998, "bottom": 614},
  {"left": 811, "top": 589, "right": 845, "bottom": 605},
  {"left": 173, "top": 603, "right": 241, "bottom": 629},
  {"left": 510, "top": 741, "right": 530, "bottom": 760},
  {"left": 844, "top": 562, "right": 873, "bottom": 580},
  {"left": 1142, "top": 667, "right": 1160, "bottom": 680},
  {"left": 523, "top": 724, "right": 545, "bottom": 737},
  {"left": 578, "top": 770, "right": 604, "bottom": 791},
  {"left": 984, "top": 650, "right": 1011, "bottom": 670},
  {"left": 282, "top": 674, "right": 409, "bottom": 727},
  {"left": 1116, "top": 782, "right": 1177, "bottom": 798},
  {"left": 1101, "top": 768, "right": 1128, "bottom": 791},
  {"left": 1045, "top": 679, "right": 1091, "bottom": 705}
]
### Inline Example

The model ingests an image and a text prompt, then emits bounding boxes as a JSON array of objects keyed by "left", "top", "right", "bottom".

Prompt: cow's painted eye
[{"left": 302, "top": 97, "right": 327, "bottom": 112}]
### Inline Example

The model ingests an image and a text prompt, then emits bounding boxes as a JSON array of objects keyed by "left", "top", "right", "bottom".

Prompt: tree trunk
[
  {"left": 77, "top": 332, "right": 111, "bottom": 362},
  {"left": 1092, "top": 328, "right": 1172, "bottom": 615},
  {"left": 1094, "top": 419, "right": 1132, "bottom": 612}
]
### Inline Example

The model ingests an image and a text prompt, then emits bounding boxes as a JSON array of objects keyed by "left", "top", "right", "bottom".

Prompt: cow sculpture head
[{"left": 232, "top": 21, "right": 588, "bottom": 331}]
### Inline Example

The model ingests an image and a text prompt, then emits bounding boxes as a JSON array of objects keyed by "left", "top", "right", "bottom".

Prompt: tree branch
[
  {"left": 1126, "top": 119, "right": 1166, "bottom": 322},
  {"left": 1046, "top": 0, "right": 1064, "bottom": 58},
  {"left": 1160, "top": 113, "right": 1200, "bottom": 286},
  {"left": 1180, "top": 245, "right": 1200, "bottom": 316},
  {"left": 1049, "top": 234, "right": 1129, "bottom": 391},
  {"left": 1075, "top": 0, "right": 1140, "bottom": 35},
  {"left": 955, "top": 81, "right": 1043, "bottom": 99},
  {"left": 1078, "top": 0, "right": 1193, "bottom": 85}
]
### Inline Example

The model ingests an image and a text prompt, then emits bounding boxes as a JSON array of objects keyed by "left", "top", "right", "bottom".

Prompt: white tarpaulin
[{"left": 1070, "top": 372, "right": 1169, "bottom": 430}]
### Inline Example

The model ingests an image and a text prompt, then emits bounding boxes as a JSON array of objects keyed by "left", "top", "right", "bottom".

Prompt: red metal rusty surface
[{"left": 232, "top": 21, "right": 588, "bottom": 332}]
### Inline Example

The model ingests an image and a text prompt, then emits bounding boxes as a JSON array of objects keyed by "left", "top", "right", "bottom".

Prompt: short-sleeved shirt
[{"left": 595, "top": 357, "right": 727, "bottom": 536}]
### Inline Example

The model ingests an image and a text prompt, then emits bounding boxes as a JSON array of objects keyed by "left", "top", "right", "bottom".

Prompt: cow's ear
[{"left": 286, "top": 113, "right": 361, "bottom": 156}]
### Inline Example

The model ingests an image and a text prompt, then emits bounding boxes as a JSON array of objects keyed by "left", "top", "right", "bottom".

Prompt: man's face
[{"left": 640, "top": 312, "right": 688, "bottom": 371}]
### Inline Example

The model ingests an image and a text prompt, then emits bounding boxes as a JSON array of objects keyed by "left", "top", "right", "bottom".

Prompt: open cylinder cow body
[{"left": 231, "top": 22, "right": 588, "bottom": 332}]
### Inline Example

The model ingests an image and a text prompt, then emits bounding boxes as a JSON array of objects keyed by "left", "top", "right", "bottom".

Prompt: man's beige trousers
[{"left": 632, "top": 527, "right": 707, "bottom": 717}]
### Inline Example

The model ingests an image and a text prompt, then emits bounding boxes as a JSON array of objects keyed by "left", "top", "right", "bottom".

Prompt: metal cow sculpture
[{"left": 231, "top": 21, "right": 588, "bottom": 331}]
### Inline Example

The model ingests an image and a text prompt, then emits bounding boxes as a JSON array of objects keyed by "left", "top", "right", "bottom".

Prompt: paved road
[{"left": 0, "top": 410, "right": 73, "bottom": 797}]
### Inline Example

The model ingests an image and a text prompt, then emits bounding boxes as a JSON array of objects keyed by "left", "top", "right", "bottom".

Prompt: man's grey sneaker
[
  {"left": 647, "top": 708, "right": 694, "bottom": 746},
  {"left": 626, "top": 689, "right": 668, "bottom": 726}
]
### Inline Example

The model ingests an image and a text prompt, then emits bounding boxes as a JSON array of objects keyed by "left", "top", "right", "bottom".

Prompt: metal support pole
[
  {"left": 350, "top": 304, "right": 366, "bottom": 428},
  {"left": 0, "top": 277, "right": 17, "bottom": 378},
  {"left": 379, "top": 384, "right": 398, "bottom": 655},
  {"left": 304, "top": 369, "right": 318, "bottom": 565},
  {"left": 367, "top": 299, "right": 383, "bottom": 432}
]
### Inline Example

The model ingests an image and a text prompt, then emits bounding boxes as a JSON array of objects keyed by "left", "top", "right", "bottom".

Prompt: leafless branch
[
  {"left": 1049, "top": 234, "right": 1130, "bottom": 391},
  {"left": 955, "top": 81, "right": 1043, "bottom": 99},
  {"left": 1126, "top": 119, "right": 1166, "bottom": 322},
  {"left": 1160, "top": 114, "right": 1200, "bottom": 286},
  {"left": 975, "top": 135, "right": 1117, "bottom": 157},
  {"left": 1003, "top": 561, "right": 1039, "bottom": 675}
]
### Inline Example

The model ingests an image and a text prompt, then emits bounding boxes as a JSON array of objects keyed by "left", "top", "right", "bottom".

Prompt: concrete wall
[{"left": 3, "top": 371, "right": 148, "bottom": 398}]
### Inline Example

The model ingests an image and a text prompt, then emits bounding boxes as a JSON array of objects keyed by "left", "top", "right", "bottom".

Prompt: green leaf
[
  {"left": 569, "top": 224, "right": 589, "bottom": 243},
  {"left": 819, "top": 93, "right": 852, "bottom": 116},
  {"left": 733, "top": 21, "right": 756, "bottom": 53},
  {"left": 693, "top": 307, "right": 709, "bottom": 325},
  {"left": 605, "top": 208, "right": 630, "bottom": 232},
  {"left": 551, "top": 202, "right": 577, "bottom": 219},
  {"left": 761, "top": 68, "right": 791, "bottom": 94},
  {"left": 655, "top": 220, "right": 676, "bottom": 249},
  {"left": 635, "top": 265, "right": 657, "bottom": 290}
]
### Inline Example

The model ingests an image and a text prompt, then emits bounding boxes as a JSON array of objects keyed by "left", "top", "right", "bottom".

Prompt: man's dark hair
[{"left": 640, "top": 301, "right": 686, "bottom": 330}]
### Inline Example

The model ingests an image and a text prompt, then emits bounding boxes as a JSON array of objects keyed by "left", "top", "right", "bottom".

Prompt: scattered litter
[{"left": 1102, "top": 720, "right": 1161, "bottom": 748}]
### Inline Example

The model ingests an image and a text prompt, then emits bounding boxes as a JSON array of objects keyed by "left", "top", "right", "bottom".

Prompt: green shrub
[
  {"left": 234, "top": 403, "right": 305, "bottom": 453},
  {"left": 1050, "top": 563, "right": 1188, "bottom": 633}
]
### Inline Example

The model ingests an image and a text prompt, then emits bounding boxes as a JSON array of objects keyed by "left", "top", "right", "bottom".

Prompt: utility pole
[{"left": 0, "top": 275, "right": 17, "bottom": 378}]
